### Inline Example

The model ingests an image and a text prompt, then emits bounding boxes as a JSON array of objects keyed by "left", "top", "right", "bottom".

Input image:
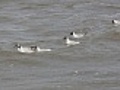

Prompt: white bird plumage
[
  {"left": 112, "top": 19, "right": 120, "bottom": 25},
  {"left": 63, "top": 37, "right": 80, "bottom": 46},
  {"left": 14, "top": 44, "right": 52, "bottom": 53},
  {"left": 70, "top": 31, "right": 87, "bottom": 38},
  {"left": 14, "top": 44, "right": 36, "bottom": 53},
  {"left": 36, "top": 46, "right": 52, "bottom": 52}
]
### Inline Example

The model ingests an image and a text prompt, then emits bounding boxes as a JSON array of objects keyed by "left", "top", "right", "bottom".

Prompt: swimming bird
[
  {"left": 15, "top": 44, "right": 52, "bottom": 53},
  {"left": 32, "top": 46, "right": 52, "bottom": 52},
  {"left": 63, "top": 36, "right": 80, "bottom": 46},
  {"left": 14, "top": 44, "right": 36, "bottom": 53},
  {"left": 70, "top": 31, "right": 87, "bottom": 38},
  {"left": 112, "top": 19, "right": 120, "bottom": 25}
]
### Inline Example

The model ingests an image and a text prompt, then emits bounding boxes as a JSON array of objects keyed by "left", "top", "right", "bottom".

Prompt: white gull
[{"left": 63, "top": 36, "right": 80, "bottom": 46}]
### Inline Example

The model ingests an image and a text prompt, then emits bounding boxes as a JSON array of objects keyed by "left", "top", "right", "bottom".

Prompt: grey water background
[{"left": 1, "top": 0, "right": 120, "bottom": 90}]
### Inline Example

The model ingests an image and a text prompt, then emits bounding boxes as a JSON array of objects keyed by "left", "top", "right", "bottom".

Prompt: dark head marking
[
  {"left": 70, "top": 32, "right": 74, "bottom": 35},
  {"left": 14, "top": 43, "right": 21, "bottom": 48},
  {"left": 63, "top": 36, "right": 67, "bottom": 40},
  {"left": 112, "top": 20, "right": 115, "bottom": 24},
  {"left": 30, "top": 45, "right": 37, "bottom": 50}
]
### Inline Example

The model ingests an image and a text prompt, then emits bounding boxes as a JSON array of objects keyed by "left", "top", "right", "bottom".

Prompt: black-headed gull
[
  {"left": 70, "top": 31, "right": 87, "bottom": 38},
  {"left": 14, "top": 44, "right": 36, "bottom": 53},
  {"left": 63, "top": 36, "right": 80, "bottom": 46},
  {"left": 112, "top": 19, "right": 120, "bottom": 25},
  {"left": 14, "top": 44, "right": 52, "bottom": 53}
]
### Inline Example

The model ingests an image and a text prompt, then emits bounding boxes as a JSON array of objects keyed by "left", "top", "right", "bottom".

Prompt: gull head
[
  {"left": 70, "top": 32, "right": 74, "bottom": 35},
  {"left": 30, "top": 45, "right": 38, "bottom": 51},
  {"left": 14, "top": 43, "right": 21, "bottom": 48},
  {"left": 63, "top": 36, "right": 67, "bottom": 40}
]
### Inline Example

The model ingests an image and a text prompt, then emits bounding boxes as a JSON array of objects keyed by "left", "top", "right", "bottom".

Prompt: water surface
[{"left": 0, "top": 0, "right": 120, "bottom": 90}]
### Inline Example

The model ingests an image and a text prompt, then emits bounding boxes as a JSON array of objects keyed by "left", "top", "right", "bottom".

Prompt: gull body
[
  {"left": 36, "top": 46, "right": 52, "bottom": 52},
  {"left": 14, "top": 44, "right": 36, "bottom": 53},
  {"left": 112, "top": 20, "right": 120, "bottom": 25},
  {"left": 14, "top": 44, "right": 52, "bottom": 53},
  {"left": 63, "top": 37, "right": 80, "bottom": 46},
  {"left": 70, "top": 32, "right": 87, "bottom": 38}
]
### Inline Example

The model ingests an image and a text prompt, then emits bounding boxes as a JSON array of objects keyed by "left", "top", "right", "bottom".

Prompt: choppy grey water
[{"left": 1, "top": 0, "right": 120, "bottom": 90}]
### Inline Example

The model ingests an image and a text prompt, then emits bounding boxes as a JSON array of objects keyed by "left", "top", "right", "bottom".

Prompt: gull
[
  {"left": 14, "top": 44, "right": 52, "bottom": 53},
  {"left": 63, "top": 36, "right": 80, "bottom": 46},
  {"left": 14, "top": 44, "right": 36, "bottom": 53},
  {"left": 31, "top": 46, "right": 52, "bottom": 52},
  {"left": 112, "top": 19, "right": 120, "bottom": 25},
  {"left": 70, "top": 31, "right": 87, "bottom": 38}
]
